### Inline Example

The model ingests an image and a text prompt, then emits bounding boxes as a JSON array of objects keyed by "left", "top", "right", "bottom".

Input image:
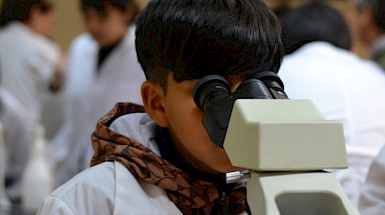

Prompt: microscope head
[
  {"left": 223, "top": 99, "right": 347, "bottom": 171},
  {"left": 193, "top": 74, "right": 347, "bottom": 172}
]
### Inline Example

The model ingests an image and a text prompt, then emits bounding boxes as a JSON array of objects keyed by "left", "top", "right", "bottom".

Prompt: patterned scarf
[{"left": 90, "top": 103, "right": 248, "bottom": 215}]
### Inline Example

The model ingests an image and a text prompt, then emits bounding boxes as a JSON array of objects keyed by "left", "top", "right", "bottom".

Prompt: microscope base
[{"left": 247, "top": 171, "right": 360, "bottom": 215}]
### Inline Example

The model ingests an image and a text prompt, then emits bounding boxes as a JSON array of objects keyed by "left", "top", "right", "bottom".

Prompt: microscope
[{"left": 193, "top": 71, "right": 360, "bottom": 215}]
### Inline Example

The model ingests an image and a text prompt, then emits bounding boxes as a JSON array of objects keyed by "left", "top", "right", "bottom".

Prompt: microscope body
[
  {"left": 224, "top": 99, "right": 360, "bottom": 215},
  {"left": 193, "top": 73, "right": 360, "bottom": 214}
]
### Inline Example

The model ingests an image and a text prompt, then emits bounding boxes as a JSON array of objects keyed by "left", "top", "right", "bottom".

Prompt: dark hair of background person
[
  {"left": 281, "top": 0, "right": 352, "bottom": 55},
  {"left": 80, "top": 0, "right": 139, "bottom": 21},
  {"left": 135, "top": 0, "right": 284, "bottom": 92},
  {"left": 0, "top": 0, "right": 54, "bottom": 27}
]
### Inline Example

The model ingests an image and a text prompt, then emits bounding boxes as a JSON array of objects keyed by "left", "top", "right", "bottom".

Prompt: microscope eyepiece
[
  {"left": 253, "top": 71, "right": 288, "bottom": 99},
  {"left": 193, "top": 75, "right": 231, "bottom": 110},
  {"left": 193, "top": 72, "right": 288, "bottom": 148}
]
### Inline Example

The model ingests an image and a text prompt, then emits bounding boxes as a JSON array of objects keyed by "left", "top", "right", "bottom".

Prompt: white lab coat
[
  {"left": 53, "top": 25, "right": 146, "bottom": 186},
  {"left": 38, "top": 113, "right": 182, "bottom": 215},
  {"left": 278, "top": 42, "right": 385, "bottom": 207},
  {"left": 0, "top": 21, "right": 60, "bottom": 199},
  {"left": 38, "top": 161, "right": 182, "bottom": 215},
  {"left": 359, "top": 145, "right": 385, "bottom": 215},
  {"left": 0, "top": 89, "right": 33, "bottom": 199},
  {"left": 0, "top": 21, "right": 60, "bottom": 124}
]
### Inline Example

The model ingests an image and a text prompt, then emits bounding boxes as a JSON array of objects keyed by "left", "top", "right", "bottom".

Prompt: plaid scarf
[{"left": 90, "top": 103, "right": 248, "bottom": 215}]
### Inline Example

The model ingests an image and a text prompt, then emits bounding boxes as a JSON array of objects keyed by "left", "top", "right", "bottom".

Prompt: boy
[
  {"left": 53, "top": 0, "right": 146, "bottom": 186},
  {"left": 38, "top": 0, "right": 283, "bottom": 214}
]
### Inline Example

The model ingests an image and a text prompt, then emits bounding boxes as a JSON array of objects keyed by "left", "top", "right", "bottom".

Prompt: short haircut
[
  {"left": 135, "top": 0, "right": 284, "bottom": 91},
  {"left": 351, "top": 0, "right": 385, "bottom": 32},
  {"left": 0, "top": 0, "right": 54, "bottom": 27},
  {"left": 281, "top": 1, "right": 352, "bottom": 55},
  {"left": 80, "top": 0, "right": 136, "bottom": 14}
]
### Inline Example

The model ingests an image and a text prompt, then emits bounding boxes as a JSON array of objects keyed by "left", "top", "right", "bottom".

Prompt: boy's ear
[{"left": 141, "top": 81, "right": 169, "bottom": 128}]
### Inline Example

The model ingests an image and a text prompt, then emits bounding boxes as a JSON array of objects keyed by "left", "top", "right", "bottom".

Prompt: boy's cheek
[{"left": 191, "top": 108, "right": 205, "bottom": 127}]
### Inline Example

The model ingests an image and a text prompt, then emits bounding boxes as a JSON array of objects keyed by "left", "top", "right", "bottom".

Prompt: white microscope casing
[{"left": 223, "top": 99, "right": 360, "bottom": 215}]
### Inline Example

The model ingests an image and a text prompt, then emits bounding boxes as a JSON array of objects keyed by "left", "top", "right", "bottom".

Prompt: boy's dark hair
[
  {"left": 135, "top": 0, "right": 284, "bottom": 91},
  {"left": 80, "top": 0, "right": 137, "bottom": 16},
  {"left": 0, "top": 0, "right": 54, "bottom": 27},
  {"left": 281, "top": 1, "right": 352, "bottom": 55},
  {"left": 352, "top": 0, "right": 385, "bottom": 32}
]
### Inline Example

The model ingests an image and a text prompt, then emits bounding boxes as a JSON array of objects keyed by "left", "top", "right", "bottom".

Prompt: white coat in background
[
  {"left": 0, "top": 21, "right": 60, "bottom": 124},
  {"left": 0, "top": 89, "right": 32, "bottom": 200},
  {"left": 53, "top": 25, "right": 146, "bottom": 186},
  {"left": 278, "top": 41, "right": 385, "bottom": 207},
  {"left": 0, "top": 21, "right": 60, "bottom": 200},
  {"left": 0, "top": 121, "right": 11, "bottom": 212},
  {"left": 359, "top": 145, "right": 385, "bottom": 215}
]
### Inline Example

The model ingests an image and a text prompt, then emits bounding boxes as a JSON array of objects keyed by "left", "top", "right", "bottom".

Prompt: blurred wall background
[
  {"left": 0, "top": 0, "right": 369, "bottom": 57},
  {"left": 50, "top": 0, "right": 84, "bottom": 53},
  {"left": 49, "top": 0, "right": 149, "bottom": 52}
]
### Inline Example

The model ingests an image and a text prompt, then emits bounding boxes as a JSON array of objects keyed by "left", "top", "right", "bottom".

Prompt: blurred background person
[
  {"left": 348, "top": 0, "right": 385, "bottom": 69},
  {"left": 0, "top": 0, "right": 64, "bottom": 202},
  {"left": 279, "top": 0, "right": 385, "bottom": 207},
  {"left": 52, "top": 0, "right": 146, "bottom": 186}
]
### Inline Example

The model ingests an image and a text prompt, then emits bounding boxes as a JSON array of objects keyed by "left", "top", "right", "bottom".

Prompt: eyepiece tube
[{"left": 193, "top": 75, "right": 231, "bottom": 110}]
